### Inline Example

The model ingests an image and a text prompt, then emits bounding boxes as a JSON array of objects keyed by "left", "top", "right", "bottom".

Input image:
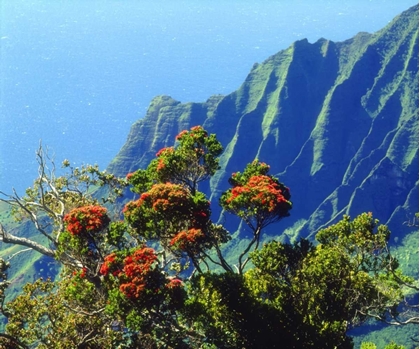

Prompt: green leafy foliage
[
  {"left": 0, "top": 127, "right": 416, "bottom": 348},
  {"left": 355, "top": 323, "right": 418, "bottom": 349},
  {"left": 128, "top": 125, "right": 223, "bottom": 195},
  {"left": 5, "top": 278, "right": 122, "bottom": 348},
  {"left": 361, "top": 341, "right": 407, "bottom": 349}
]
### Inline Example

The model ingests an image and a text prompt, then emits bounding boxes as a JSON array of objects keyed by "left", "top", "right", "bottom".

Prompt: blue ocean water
[{"left": 0, "top": 0, "right": 417, "bottom": 194}]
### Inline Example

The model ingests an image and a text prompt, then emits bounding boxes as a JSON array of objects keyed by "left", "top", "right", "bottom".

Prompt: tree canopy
[{"left": 0, "top": 126, "right": 416, "bottom": 348}]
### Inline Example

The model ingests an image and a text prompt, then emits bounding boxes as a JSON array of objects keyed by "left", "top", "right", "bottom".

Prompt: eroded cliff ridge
[{"left": 108, "top": 5, "right": 419, "bottom": 241}]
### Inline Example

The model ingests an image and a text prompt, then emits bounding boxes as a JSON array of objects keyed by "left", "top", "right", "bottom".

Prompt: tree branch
[
  {"left": 0, "top": 191, "right": 56, "bottom": 245},
  {"left": 7, "top": 248, "right": 32, "bottom": 261},
  {"left": 0, "top": 223, "right": 55, "bottom": 258},
  {"left": 356, "top": 303, "right": 419, "bottom": 326},
  {"left": 238, "top": 227, "right": 261, "bottom": 275}
]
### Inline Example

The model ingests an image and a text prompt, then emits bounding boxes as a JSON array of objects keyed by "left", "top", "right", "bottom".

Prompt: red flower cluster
[
  {"left": 101, "top": 248, "right": 186, "bottom": 304},
  {"left": 155, "top": 147, "right": 175, "bottom": 172},
  {"left": 80, "top": 267, "right": 87, "bottom": 278},
  {"left": 156, "top": 147, "right": 174, "bottom": 157},
  {"left": 119, "top": 248, "right": 158, "bottom": 300},
  {"left": 64, "top": 205, "right": 110, "bottom": 236},
  {"left": 157, "top": 158, "right": 165, "bottom": 171},
  {"left": 225, "top": 175, "right": 291, "bottom": 214},
  {"left": 148, "top": 183, "right": 192, "bottom": 213},
  {"left": 72, "top": 267, "right": 87, "bottom": 278},
  {"left": 122, "top": 190, "right": 151, "bottom": 215},
  {"left": 175, "top": 126, "right": 207, "bottom": 141},
  {"left": 166, "top": 278, "right": 183, "bottom": 289},
  {"left": 249, "top": 175, "right": 288, "bottom": 212},
  {"left": 175, "top": 130, "right": 188, "bottom": 140},
  {"left": 100, "top": 253, "right": 120, "bottom": 276},
  {"left": 123, "top": 182, "right": 211, "bottom": 254},
  {"left": 156, "top": 147, "right": 175, "bottom": 171},
  {"left": 170, "top": 228, "right": 204, "bottom": 251}
]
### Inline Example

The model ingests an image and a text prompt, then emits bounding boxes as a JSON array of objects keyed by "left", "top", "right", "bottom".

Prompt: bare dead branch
[
  {"left": 7, "top": 248, "right": 32, "bottom": 261},
  {"left": 356, "top": 303, "right": 419, "bottom": 326},
  {"left": 6, "top": 190, "right": 55, "bottom": 244},
  {"left": 0, "top": 223, "right": 55, "bottom": 258}
]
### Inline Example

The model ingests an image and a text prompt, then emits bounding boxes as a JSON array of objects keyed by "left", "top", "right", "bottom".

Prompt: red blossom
[
  {"left": 157, "top": 158, "right": 165, "bottom": 171},
  {"left": 80, "top": 267, "right": 87, "bottom": 278},
  {"left": 120, "top": 282, "right": 144, "bottom": 300},
  {"left": 175, "top": 130, "right": 188, "bottom": 140},
  {"left": 156, "top": 147, "right": 174, "bottom": 157},
  {"left": 101, "top": 248, "right": 160, "bottom": 300},
  {"left": 123, "top": 182, "right": 211, "bottom": 251},
  {"left": 222, "top": 174, "right": 291, "bottom": 219},
  {"left": 118, "top": 247, "right": 158, "bottom": 300},
  {"left": 167, "top": 278, "right": 183, "bottom": 289},
  {"left": 64, "top": 205, "right": 110, "bottom": 236},
  {"left": 140, "top": 193, "right": 149, "bottom": 200},
  {"left": 170, "top": 228, "right": 204, "bottom": 251},
  {"left": 122, "top": 200, "right": 141, "bottom": 214},
  {"left": 100, "top": 253, "right": 118, "bottom": 276},
  {"left": 72, "top": 267, "right": 88, "bottom": 278}
]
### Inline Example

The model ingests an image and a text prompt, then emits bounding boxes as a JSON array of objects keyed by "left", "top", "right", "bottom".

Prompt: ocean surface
[{"left": 0, "top": 0, "right": 417, "bottom": 194}]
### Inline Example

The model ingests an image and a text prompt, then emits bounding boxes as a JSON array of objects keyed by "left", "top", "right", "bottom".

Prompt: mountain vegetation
[
  {"left": 108, "top": 4, "right": 418, "bottom": 243},
  {"left": 0, "top": 127, "right": 417, "bottom": 348},
  {"left": 0, "top": 4, "right": 418, "bottom": 348}
]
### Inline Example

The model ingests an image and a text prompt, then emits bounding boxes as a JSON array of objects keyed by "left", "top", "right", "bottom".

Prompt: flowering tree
[
  {"left": 220, "top": 160, "right": 292, "bottom": 273},
  {"left": 122, "top": 182, "right": 230, "bottom": 273},
  {"left": 128, "top": 125, "right": 223, "bottom": 195},
  {"left": 0, "top": 128, "right": 415, "bottom": 348},
  {"left": 0, "top": 145, "right": 126, "bottom": 261}
]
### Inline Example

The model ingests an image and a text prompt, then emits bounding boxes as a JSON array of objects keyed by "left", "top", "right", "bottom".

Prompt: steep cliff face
[{"left": 108, "top": 5, "right": 419, "bottom": 242}]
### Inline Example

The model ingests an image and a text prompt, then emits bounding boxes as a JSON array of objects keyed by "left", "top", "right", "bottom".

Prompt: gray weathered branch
[{"left": 0, "top": 223, "right": 55, "bottom": 258}]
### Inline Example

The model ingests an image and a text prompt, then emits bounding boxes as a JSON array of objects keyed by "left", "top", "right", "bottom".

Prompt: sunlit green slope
[{"left": 109, "top": 5, "right": 418, "bottom": 245}]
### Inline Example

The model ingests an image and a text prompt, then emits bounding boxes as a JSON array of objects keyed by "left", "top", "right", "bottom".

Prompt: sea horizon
[{"left": 0, "top": 0, "right": 417, "bottom": 194}]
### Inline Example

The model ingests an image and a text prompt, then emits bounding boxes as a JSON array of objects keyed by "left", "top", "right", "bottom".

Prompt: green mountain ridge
[
  {"left": 0, "top": 5, "right": 417, "bottom": 347},
  {"left": 108, "top": 5, "right": 419, "bottom": 245}
]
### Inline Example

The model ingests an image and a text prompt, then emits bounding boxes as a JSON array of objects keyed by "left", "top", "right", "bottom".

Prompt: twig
[{"left": 7, "top": 248, "right": 32, "bottom": 261}]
